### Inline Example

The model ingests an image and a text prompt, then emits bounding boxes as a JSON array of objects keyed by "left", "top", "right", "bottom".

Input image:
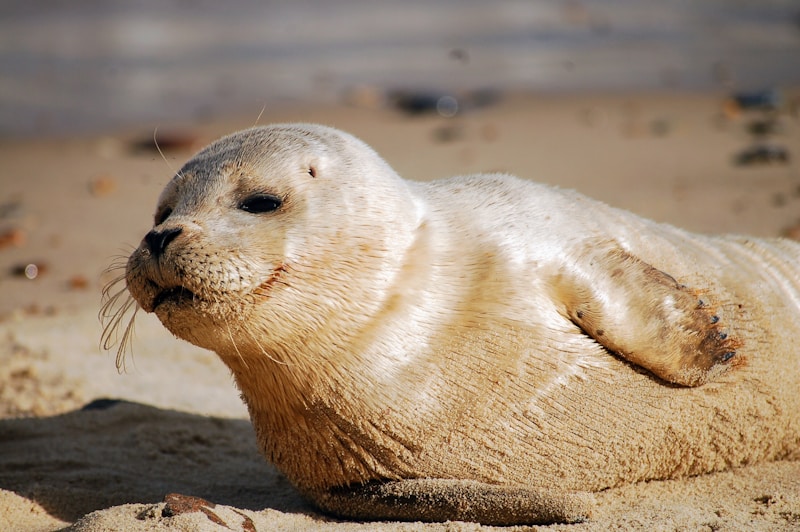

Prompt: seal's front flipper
[
  {"left": 315, "top": 479, "right": 593, "bottom": 525},
  {"left": 553, "top": 241, "right": 742, "bottom": 387}
]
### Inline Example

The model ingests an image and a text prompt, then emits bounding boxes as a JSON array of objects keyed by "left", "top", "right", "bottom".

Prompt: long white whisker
[
  {"left": 223, "top": 311, "right": 249, "bottom": 371},
  {"left": 252, "top": 104, "right": 267, "bottom": 128},
  {"left": 99, "top": 259, "right": 141, "bottom": 373},
  {"left": 114, "top": 305, "right": 139, "bottom": 372},
  {"left": 241, "top": 312, "right": 291, "bottom": 367},
  {"left": 153, "top": 126, "right": 179, "bottom": 179}
]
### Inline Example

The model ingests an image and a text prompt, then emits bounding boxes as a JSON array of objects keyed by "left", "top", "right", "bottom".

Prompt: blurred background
[
  {"left": 1, "top": 0, "right": 800, "bottom": 319},
  {"left": 2, "top": 0, "right": 799, "bottom": 137}
]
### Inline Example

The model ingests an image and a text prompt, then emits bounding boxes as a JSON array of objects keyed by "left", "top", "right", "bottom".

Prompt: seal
[{"left": 102, "top": 123, "right": 800, "bottom": 525}]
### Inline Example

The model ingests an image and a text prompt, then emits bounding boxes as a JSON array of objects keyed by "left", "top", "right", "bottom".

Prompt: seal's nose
[{"left": 145, "top": 227, "right": 182, "bottom": 257}]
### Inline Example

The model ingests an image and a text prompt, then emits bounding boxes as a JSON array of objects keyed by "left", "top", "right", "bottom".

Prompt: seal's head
[{"left": 104, "top": 124, "right": 421, "bottom": 366}]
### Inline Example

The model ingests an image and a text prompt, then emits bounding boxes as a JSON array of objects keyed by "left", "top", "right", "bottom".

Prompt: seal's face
[
  {"left": 124, "top": 129, "right": 323, "bottom": 352},
  {"left": 117, "top": 124, "right": 416, "bottom": 358}
]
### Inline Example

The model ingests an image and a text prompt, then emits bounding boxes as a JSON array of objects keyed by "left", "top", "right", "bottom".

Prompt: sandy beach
[{"left": 1, "top": 89, "right": 799, "bottom": 531}]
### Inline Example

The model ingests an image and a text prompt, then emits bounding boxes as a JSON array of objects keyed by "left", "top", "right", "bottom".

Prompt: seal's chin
[{"left": 151, "top": 286, "right": 197, "bottom": 311}]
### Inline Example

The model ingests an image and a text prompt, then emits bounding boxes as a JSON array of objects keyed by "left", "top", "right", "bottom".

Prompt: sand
[{"left": 1, "top": 90, "right": 799, "bottom": 531}]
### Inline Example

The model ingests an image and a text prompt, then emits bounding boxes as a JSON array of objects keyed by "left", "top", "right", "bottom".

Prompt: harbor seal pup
[{"left": 102, "top": 123, "right": 800, "bottom": 525}]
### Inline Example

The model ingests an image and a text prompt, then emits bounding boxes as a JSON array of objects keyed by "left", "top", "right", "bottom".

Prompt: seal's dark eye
[{"left": 239, "top": 194, "right": 282, "bottom": 214}]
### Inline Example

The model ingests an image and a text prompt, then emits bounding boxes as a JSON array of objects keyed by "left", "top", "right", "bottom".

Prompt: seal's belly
[
  {"left": 407, "top": 315, "right": 798, "bottom": 491},
  {"left": 390, "top": 227, "right": 800, "bottom": 491}
]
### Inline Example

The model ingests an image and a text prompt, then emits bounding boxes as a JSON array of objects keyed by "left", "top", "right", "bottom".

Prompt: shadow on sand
[{"left": 0, "top": 399, "right": 314, "bottom": 522}]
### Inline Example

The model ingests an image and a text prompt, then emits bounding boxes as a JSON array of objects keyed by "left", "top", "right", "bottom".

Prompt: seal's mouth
[{"left": 152, "top": 286, "right": 197, "bottom": 310}]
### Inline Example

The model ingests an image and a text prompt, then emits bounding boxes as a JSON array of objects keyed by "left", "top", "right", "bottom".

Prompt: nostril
[{"left": 144, "top": 227, "right": 183, "bottom": 256}]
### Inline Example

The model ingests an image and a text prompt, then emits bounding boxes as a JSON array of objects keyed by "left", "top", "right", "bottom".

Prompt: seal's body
[{"left": 108, "top": 124, "right": 800, "bottom": 525}]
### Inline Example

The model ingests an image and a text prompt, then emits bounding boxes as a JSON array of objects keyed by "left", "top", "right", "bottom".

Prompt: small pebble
[
  {"left": 130, "top": 132, "right": 200, "bottom": 154},
  {"left": 10, "top": 262, "right": 47, "bottom": 279},
  {"left": 68, "top": 275, "right": 89, "bottom": 290},
  {"left": 88, "top": 175, "right": 118, "bottom": 197},
  {"left": 0, "top": 228, "right": 26, "bottom": 249}
]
